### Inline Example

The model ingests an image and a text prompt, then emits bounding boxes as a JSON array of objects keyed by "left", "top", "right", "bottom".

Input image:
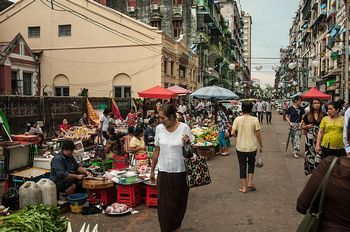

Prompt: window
[
  {"left": 179, "top": 65, "right": 186, "bottom": 79},
  {"left": 164, "top": 59, "right": 168, "bottom": 74},
  {"left": 23, "top": 72, "right": 32, "bottom": 95},
  {"left": 58, "top": 24, "right": 71, "bottom": 37},
  {"left": 171, "top": 61, "right": 174, "bottom": 75},
  {"left": 150, "top": 20, "right": 161, "bottom": 30},
  {"left": 55, "top": 87, "right": 69, "bottom": 96},
  {"left": 19, "top": 43, "right": 25, "bottom": 55},
  {"left": 173, "top": 0, "right": 182, "bottom": 4},
  {"left": 11, "top": 71, "right": 19, "bottom": 95},
  {"left": 173, "top": 20, "right": 182, "bottom": 38},
  {"left": 114, "top": 86, "right": 131, "bottom": 98},
  {"left": 28, "top": 26, "right": 40, "bottom": 38}
]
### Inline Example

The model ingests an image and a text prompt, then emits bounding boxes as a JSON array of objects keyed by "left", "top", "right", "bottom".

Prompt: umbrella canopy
[
  {"left": 167, "top": 85, "right": 192, "bottom": 94},
  {"left": 138, "top": 85, "right": 177, "bottom": 99},
  {"left": 301, "top": 87, "right": 331, "bottom": 100},
  {"left": 190, "top": 86, "right": 239, "bottom": 100}
]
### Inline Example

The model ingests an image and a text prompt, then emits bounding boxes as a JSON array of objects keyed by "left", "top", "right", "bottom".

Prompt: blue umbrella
[{"left": 190, "top": 86, "right": 240, "bottom": 100}]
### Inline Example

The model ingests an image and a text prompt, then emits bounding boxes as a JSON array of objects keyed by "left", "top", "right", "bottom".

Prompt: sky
[{"left": 240, "top": 0, "right": 299, "bottom": 87}]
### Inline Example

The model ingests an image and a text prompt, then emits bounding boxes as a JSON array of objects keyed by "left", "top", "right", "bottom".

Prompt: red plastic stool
[
  {"left": 116, "top": 184, "right": 141, "bottom": 207},
  {"left": 145, "top": 184, "right": 158, "bottom": 207},
  {"left": 87, "top": 187, "right": 115, "bottom": 205}
]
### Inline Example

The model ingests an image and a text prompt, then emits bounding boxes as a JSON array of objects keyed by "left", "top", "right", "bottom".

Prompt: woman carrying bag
[
  {"left": 150, "top": 103, "right": 193, "bottom": 232},
  {"left": 297, "top": 118, "right": 350, "bottom": 231}
]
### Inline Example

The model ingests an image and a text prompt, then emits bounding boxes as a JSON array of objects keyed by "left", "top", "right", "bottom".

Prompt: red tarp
[
  {"left": 167, "top": 85, "right": 192, "bottom": 94},
  {"left": 138, "top": 85, "right": 177, "bottom": 99},
  {"left": 301, "top": 87, "right": 331, "bottom": 100}
]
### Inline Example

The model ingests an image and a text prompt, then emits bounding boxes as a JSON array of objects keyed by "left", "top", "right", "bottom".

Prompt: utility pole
[{"left": 344, "top": 0, "right": 349, "bottom": 103}]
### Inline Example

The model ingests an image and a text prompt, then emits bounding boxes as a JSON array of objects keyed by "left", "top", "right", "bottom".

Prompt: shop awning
[
  {"left": 138, "top": 85, "right": 177, "bottom": 99},
  {"left": 302, "top": 87, "right": 331, "bottom": 100},
  {"left": 167, "top": 85, "right": 192, "bottom": 95}
]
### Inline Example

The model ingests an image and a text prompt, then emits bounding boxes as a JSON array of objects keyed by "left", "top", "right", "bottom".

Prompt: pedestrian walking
[
  {"left": 252, "top": 100, "right": 257, "bottom": 117},
  {"left": 316, "top": 101, "right": 346, "bottom": 158},
  {"left": 343, "top": 106, "right": 350, "bottom": 156},
  {"left": 301, "top": 99, "right": 325, "bottom": 175},
  {"left": 150, "top": 103, "right": 193, "bottom": 232},
  {"left": 217, "top": 104, "right": 229, "bottom": 156},
  {"left": 265, "top": 100, "right": 272, "bottom": 124},
  {"left": 285, "top": 96, "right": 305, "bottom": 158},
  {"left": 231, "top": 101, "right": 263, "bottom": 193},
  {"left": 297, "top": 121, "right": 350, "bottom": 231},
  {"left": 256, "top": 99, "right": 264, "bottom": 124}
]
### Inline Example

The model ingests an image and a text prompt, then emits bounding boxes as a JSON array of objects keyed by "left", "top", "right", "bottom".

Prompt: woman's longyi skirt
[{"left": 157, "top": 171, "right": 189, "bottom": 232}]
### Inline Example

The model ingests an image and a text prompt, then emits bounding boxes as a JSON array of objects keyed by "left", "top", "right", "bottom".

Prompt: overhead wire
[{"left": 40, "top": 0, "right": 162, "bottom": 55}]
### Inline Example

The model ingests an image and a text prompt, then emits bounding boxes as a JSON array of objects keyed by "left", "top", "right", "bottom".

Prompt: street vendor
[
  {"left": 59, "top": 119, "right": 71, "bottom": 136},
  {"left": 144, "top": 117, "right": 157, "bottom": 147},
  {"left": 78, "top": 113, "right": 89, "bottom": 126},
  {"left": 25, "top": 121, "right": 45, "bottom": 147},
  {"left": 103, "top": 141, "right": 115, "bottom": 160},
  {"left": 50, "top": 141, "right": 92, "bottom": 195},
  {"left": 106, "top": 127, "right": 124, "bottom": 155},
  {"left": 129, "top": 127, "right": 146, "bottom": 155}
]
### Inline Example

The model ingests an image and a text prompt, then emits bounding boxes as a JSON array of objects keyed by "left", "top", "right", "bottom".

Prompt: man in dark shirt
[
  {"left": 50, "top": 141, "right": 92, "bottom": 195},
  {"left": 144, "top": 118, "right": 157, "bottom": 147},
  {"left": 285, "top": 96, "right": 305, "bottom": 158}
]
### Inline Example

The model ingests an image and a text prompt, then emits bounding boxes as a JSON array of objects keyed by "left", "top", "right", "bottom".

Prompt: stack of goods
[
  {"left": 191, "top": 125, "right": 219, "bottom": 147},
  {"left": 64, "top": 127, "right": 96, "bottom": 141}
]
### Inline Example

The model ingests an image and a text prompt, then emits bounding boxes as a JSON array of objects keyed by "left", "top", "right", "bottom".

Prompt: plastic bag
[{"left": 256, "top": 156, "right": 264, "bottom": 168}]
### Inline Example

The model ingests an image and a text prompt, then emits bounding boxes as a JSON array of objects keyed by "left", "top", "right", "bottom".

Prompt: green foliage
[{"left": 0, "top": 204, "right": 68, "bottom": 232}]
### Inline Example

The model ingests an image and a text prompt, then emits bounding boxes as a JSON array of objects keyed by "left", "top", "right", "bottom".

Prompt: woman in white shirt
[
  {"left": 151, "top": 104, "right": 192, "bottom": 232},
  {"left": 99, "top": 109, "right": 109, "bottom": 139}
]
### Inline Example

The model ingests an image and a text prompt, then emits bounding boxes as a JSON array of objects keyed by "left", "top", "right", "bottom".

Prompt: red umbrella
[
  {"left": 138, "top": 85, "right": 177, "bottom": 99},
  {"left": 301, "top": 87, "right": 331, "bottom": 100},
  {"left": 167, "top": 85, "right": 192, "bottom": 94}
]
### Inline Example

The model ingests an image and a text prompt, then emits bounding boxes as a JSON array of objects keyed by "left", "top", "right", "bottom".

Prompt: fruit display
[
  {"left": 64, "top": 126, "right": 96, "bottom": 141},
  {"left": 191, "top": 125, "right": 218, "bottom": 146}
]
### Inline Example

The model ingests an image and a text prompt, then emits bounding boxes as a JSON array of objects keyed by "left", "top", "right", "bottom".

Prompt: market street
[{"left": 67, "top": 112, "right": 309, "bottom": 232}]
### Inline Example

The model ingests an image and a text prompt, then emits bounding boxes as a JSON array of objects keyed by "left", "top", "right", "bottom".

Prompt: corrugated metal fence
[{"left": 0, "top": 96, "right": 131, "bottom": 135}]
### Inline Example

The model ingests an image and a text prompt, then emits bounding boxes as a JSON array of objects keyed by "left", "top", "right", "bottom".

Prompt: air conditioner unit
[
  {"left": 150, "top": 4, "right": 159, "bottom": 10},
  {"left": 127, "top": 6, "right": 135, "bottom": 12}
]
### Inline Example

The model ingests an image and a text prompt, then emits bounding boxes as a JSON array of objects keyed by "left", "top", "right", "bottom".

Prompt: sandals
[{"left": 247, "top": 185, "right": 257, "bottom": 191}]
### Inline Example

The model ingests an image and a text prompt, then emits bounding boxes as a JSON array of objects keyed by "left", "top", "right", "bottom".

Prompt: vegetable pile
[
  {"left": 0, "top": 204, "right": 68, "bottom": 232},
  {"left": 191, "top": 125, "right": 219, "bottom": 146}
]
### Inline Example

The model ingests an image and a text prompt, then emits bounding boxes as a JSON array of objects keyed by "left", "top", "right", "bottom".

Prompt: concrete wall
[{"left": 0, "top": 0, "right": 163, "bottom": 97}]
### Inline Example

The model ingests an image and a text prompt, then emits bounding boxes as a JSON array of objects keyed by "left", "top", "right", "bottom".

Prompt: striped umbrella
[{"left": 190, "top": 86, "right": 239, "bottom": 100}]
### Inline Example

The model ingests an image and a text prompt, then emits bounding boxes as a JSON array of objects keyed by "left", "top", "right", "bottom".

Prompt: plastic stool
[
  {"left": 116, "top": 184, "right": 141, "bottom": 207},
  {"left": 145, "top": 184, "right": 158, "bottom": 207},
  {"left": 87, "top": 187, "right": 115, "bottom": 205}
]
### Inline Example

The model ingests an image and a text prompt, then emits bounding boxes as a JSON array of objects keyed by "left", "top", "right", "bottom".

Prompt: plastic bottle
[
  {"left": 37, "top": 178, "right": 57, "bottom": 207},
  {"left": 19, "top": 181, "right": 42, "bottom": 209}
]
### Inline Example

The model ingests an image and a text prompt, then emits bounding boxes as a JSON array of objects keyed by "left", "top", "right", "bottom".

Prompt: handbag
[
  {"left": 184, "top": 154, "right": 211, "bottom": 188},
  {"left": 297, "top": 157, "right": 338, "bottom": 232},
  {"left": 183, "top": 142, "right": 194, "bottom": 158}
]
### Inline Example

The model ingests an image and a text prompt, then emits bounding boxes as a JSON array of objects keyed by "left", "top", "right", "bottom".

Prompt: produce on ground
[
  {"left": 0, "top": 204, "right": 68, "bottom": 232},
  {"left": 105, "top": 203, "right": 128, "bottom": 214},
  {"left": 0, "top": 205, "right": 10, "bottom": 216}
]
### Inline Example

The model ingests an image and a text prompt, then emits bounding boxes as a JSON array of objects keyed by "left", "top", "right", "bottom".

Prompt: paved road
[{"left": 68, "top": 112, "right": 309, "bottom": 232}]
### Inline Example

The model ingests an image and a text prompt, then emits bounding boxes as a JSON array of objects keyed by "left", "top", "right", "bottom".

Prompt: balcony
[{"left": 172, "top": 5, "right": 182, "bottom": 19}]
